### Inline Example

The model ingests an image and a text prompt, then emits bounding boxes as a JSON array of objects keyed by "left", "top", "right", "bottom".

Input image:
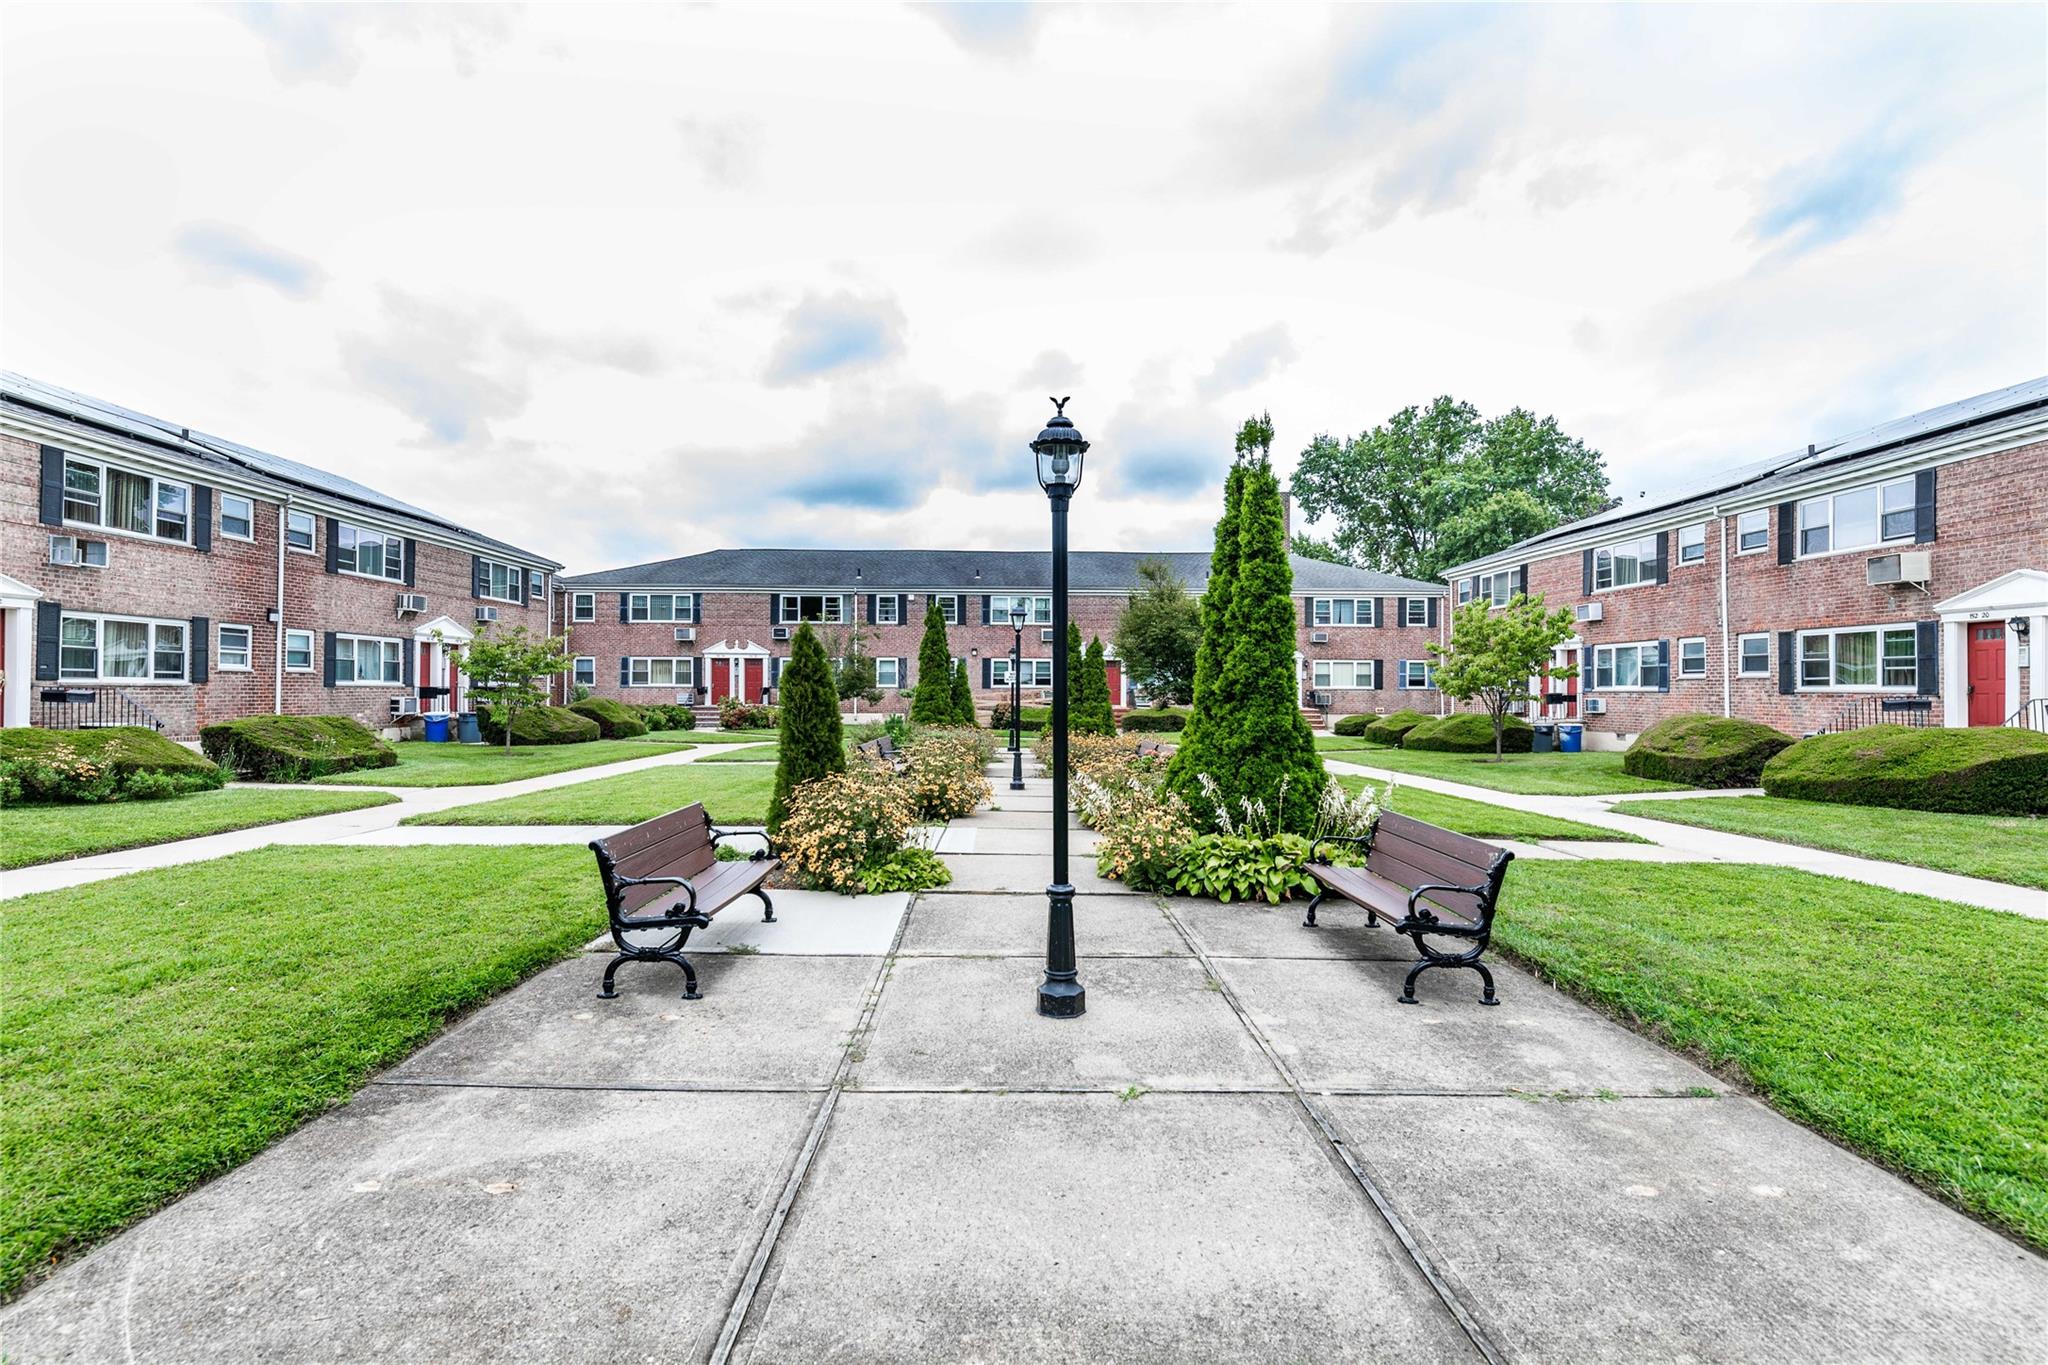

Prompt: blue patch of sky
[
  {"left": 1752, "top": 126, "right": 1923, "bottom": 254},
  {"left": 173, "top": 222, "right": 323, "bottom": 298},
  {"left": 764, "top": 293, "right": 905, "bottom": 386}
]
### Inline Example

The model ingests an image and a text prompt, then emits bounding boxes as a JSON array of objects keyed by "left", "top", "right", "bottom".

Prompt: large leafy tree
[
  {"left": 1427, "top": 594, "right": 1578, "bottom": 759},
  {"left": 909, "top": 597, "right": 957, "bottom": 726},
  {"left": 461, "top": 625, "right": 573, "bottom": 752},
  {"left": 769, "top": 623, "right": 844, "bottom": 829},
  {"left": 1290, "top": 397, "right": 1608, "bottom": 581},
  {"left": 1114, "top": 558, "right": 1201, "bottom": 705}
]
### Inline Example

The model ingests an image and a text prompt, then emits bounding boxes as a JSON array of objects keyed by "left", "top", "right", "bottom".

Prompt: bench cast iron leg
[
  {"left": 1399, "top": 939, "right": 1499, "bottom": 1006},
  {"left": 1302, "top": 890, "right": 1324, "bottom": 929},
  {"left": 596, "top": 949, "right": 701, "bottom": 1001},
  {"left": 756, "top": 888, "right": 776, "bottom": 923},
  {"left": 599, "top": 952, "right": 630, "bottom": 999}
]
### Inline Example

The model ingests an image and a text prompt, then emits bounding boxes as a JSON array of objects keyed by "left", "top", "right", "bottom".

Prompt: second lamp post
[
  {"left": 1008, "top": 603, "right": 1027, "bottom": 791},
  {"left": 1032, "top": 397, "right": 1087, "bottom": 1020}
]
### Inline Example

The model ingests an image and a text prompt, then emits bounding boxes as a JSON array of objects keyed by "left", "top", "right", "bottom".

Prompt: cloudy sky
[{"left": 4, "top": 3, "right": 2042, "bottom": 573}]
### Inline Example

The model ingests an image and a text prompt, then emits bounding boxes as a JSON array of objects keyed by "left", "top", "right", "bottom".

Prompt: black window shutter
[
  {"left": 1373, "top": 659, "right": 1384, "bottom": 690},
  {"left": 1581, "top": 550, "right": 1593, "bottom": 596},
  {"left": 980, "top": 595, "right": 991, "bottom": 625},
  {"left": 1776, "top": 631, "right": 1795, "bottom": 694},
  {"left": 190, "top": 486, "right": 213, "bottom": 552},
  {"left": 1916, "top": 620, "right": 1940, "bottom": 696},
  {"left": 897, "top": 656, "right": 907, "bottom": 685},
  {"left": 770, "top": 595, "right": 781, "bottom": 625},
  {"left": 1651, "top": 533, "right": 1668, "bottom": 585},
  {"left": 1776, "top": 503, "right": 1795, "bottom": 564},
  {"left": 897, "top": 594, "right": 909, "bottom": 624},
  {"left": 471, "top": 556, "right": 486, "bottom": 599},
  {"left": 189, "top": 617, "right": 209, "bottom": 683},
  {"left": 35, "top": 601, "right": 62, "bottom": 679},
  {"left": 38, "top": 446, "right": 66, "bottom": 525},
  {"left": 1427, "top": 596, "right": 1439, "bottom": 628},
  {"left": 1914, "top": 469, "right": 1937, "bottom": 544},
  {"left": 620, "top": 657, "right": 631, "bottom": 687},
  {"left": 1303, "top": 597, "right": 1314, "bottom": 626},
  {"left": 403, "top": 539, "right": 417, "bottom": 588},
  {"left": 325, "top": 519, "right": 340, "bottom": 574},
  {"left": 619, "top": 594, "right": 630, "bottom": 623},
  {"left": 866, "top": 593, "right": 878, "bottom": 623},
  {"left": 1655, "top": 639, "right": 1670, "bottom": 693},
  {"left": 982, "top": 657, "right": 993, "bottom": 688},
  {"left": 1394, "top": 596, "right": 1407, "bottom": 625},
  {"left": 692, "top": 593, "right": 703, "bottom": 622},
  {"left": 402, "top": 642, "right": 414, "bottom": 688},
  {"left": 1582, "top": 646, "right": 1596, "bottom": 694},
  {"left": 1373, "top": 596, "right": 1385, "bottom": 628},
  {"left": 1515, "top": 564, "right": 1529, "bottom": 597},
  {"left": 323, "top": 632, "right": 338, "bottom": 688}
]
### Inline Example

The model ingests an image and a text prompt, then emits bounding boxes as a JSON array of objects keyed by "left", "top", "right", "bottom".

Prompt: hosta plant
[{"left": 856, "top": 846, "right": 953, "bottom": 894}]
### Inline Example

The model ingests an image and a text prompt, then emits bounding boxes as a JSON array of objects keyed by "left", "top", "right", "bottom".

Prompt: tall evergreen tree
[
  {"left": 950, "top": 656, "right": 977, "bottom": 726},
  {"left": 909, "top": 597, "right": 956, "bottom": 726},
  {"left": 1061, "top": 621, "right": 1088, "bottom": 729},
  {"left": 1167, "top": 451, "right": 1248, "bottom": 796},
  {"left": 1081, "top": 636, "right": 1115, "bottom": 735},
  {"left": 768, "top": 623, "right": 844, "bottom": 831}
]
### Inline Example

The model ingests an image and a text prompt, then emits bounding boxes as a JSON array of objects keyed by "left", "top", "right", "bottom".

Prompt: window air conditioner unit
[
  {"left": 390, "top": 696, "right": 423, "bottom": 717},
  {"left": 772, "top": 626, "right": 791, "bottom": 641},
  {"left": 1310, "top": 630, "right": 1330, "bottom": 644},
  {"left": 673, "top": 626, "right": 696, "bottom": 643},
  {"left": 1584, "top": 696, "right": 1607, "bottom": 715},
  {"left": 1867, "top": 551, "right": 1931, "bottom": 587},
  {"left": 396, "top": 592, "right": 427, "bottom": 614},
  {"left": 48, "top": 535, "right": 107, "bottom": 567},
  {"left": 1575, "top": 602, "right": 1603, "bottom": 623},
  {"left": 1040, "top": 628, "right": 1055, "bottom": 643},
  {"left": 474, "top": 606, "right": 499, "bottom": 623}
]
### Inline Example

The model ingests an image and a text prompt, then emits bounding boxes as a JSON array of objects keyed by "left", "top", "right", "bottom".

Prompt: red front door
[
  {"left": 744, "top": 658, "right": 764, "bottom": 703},
  {"left": 1104, "top": 662, "right": 1122, "bottom": 709},
  {"left": 1967, "top": 625, "right": 2006, "bottom": 726},
  {"left": 709, "top": 658, "right": 732, "bottom": 704}
]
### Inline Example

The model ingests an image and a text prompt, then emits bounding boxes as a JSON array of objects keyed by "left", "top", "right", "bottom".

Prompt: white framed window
[
  {"left": 994, "top": 657, "right": 1053, "bottom": 687},
  {"left": 933, "top": 594, "right": 962, "bottom": 625},
  {"left": 220, "top": 493, "right": 255, "bottom": 540},
  {"left": 1592, "top": 534, "right": 1659, "bottom": 591},
  {"left": 573, "top": 656, "right": 596, "bottom": 688},
  {"left": 217, "top": 624, "right": 253, "bottom": 671},
  {"left": 780, "top": 593, "right": 849, "bottom": 624},
  {"left": 874, "top": 595, "right": 901, "bottom": 625},
  {"left": 61, "top": 456, "right": 193, "bottom": 545},
  {"left": 1400, "top": 659, "right": 1432, "bottom": 689},
  {"left": 628, "top": 592, "right": 695, "bottom": 623},
  {"left": 1457, "top": 579, "right": 1472, "bottom": 605},
  {"left": 1475, "top": 572, "right": 1513, "bottom": 607},
  {"left": 1403, "top": 597, "right": 1429, "bottom": 626},
  {"left": 1796, "top": 624, "right": 1917, "bottom": 691},
  {"left": 1737, "top": 633, "right": 1770, "bottom": 677},
  {"left": 1736, "top": 509, "right": 1769, "bottom": 554},
  {"left": 1798, "top": 477, "right": 1916, "bottom": 558},
  {"left": 528, "top": 570, "right": 546, "bottom": 599},
  {"left": 989, "top": 593, "right": 1052, "bottom": 624},
  {"left": 1591, "top": 641, "right": 1664, "bottom": 691},
  {"left": 572, "top": 593, "right": 595, "bottom": 622},
  {"left": 1312, "top": 660, "right": 1379, "bottom": 689},
  {"left": 627, "top": 657, "right": 695, "bottom": 687},
  {"left": 1678, "top": 522, "right": 1706, "bottom": 565},
  {"left": 285, "top": 509, "right": 316, "bottom": 552},
  {"left": 475, "top": 558, "right": 520, "bottom": 602},
  {"left": 1677, "top": 637, "right": 1707, "bottom": 678},
  {"left": 876, "top": 656, "right": 902, "bottom": 687},
  {"left": 1312, "top": 597, "right": 1376, "bottom": 626},
  {"left": 58, "top": 613, "right": 187, "bottom": 682},
  {"left": 337, "top": 522, "right": 405, "bottom": 582},
  {"left": 335, "top": 634, "right": 402, "bottom": 685},
  {"left": 284, "top": 629, "right": 314, "bottom": 672}
]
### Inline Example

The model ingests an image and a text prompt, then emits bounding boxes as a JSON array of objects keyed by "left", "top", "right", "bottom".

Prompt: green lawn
[
  {"left": 1336, "top": 776, "right": 1640, "bottom": 843},
  {"left": 404, "top": 764, "right": 775, "bottom": 826},
  {"left": 0, "top": 845, "right": 599, "bottom": 1298},
  {"left": 1318, "top": 742, "right": 1690, "bottom": 795},
  {"left": 1609, "top": 796, "right": 2048, "bottom": 891},
  {"left": 312, "top": 736, "right": 702, "bottom": 787},
  {"left": 693, "top": 745, "right": 780, "bottom": 764},
  {"left": 1499, "top": 861, "right": 2048, "bottom": 1249},
  {"left": 3, "top": 788, "right": 398, "bottom": 870}
]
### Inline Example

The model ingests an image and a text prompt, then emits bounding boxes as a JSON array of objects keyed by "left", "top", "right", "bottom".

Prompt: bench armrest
[
  {"left": 611, "top": 872, "right": 698, "bottom": 915},
  {"left": 711, "top": 827, "right": 778, "bottom": 862},
  {"left": 1309, "top": 832, "right": 1374, "bottom": 865},
  {"left": 1402, "top": 880, "right": 1486, "bottom": 933}
]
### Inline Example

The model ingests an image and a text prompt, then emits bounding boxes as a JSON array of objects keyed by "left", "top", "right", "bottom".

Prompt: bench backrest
[
  {"left": 592, "top": 802, "right": 717, "bottom": 914},
  {"left": 1367, "top": 810, "right": 1510, "bottom": 924},
  {"left": 858, "top": 735, "right": 901, "bottom": 761}
]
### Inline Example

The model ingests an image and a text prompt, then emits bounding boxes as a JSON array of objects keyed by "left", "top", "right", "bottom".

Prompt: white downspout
[
  {"left": 545, "top": 573, "right": 556, "bottom": 704},
  {"left": 1716, "top": 505, "right": 1731, "bottom": 719},
  {"left": 274, "top": 498, "right": 289, "bottom": 715}
]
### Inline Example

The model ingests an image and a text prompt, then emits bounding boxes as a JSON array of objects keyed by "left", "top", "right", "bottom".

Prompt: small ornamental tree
[
  {"left": 909, "top": 597, "right": 957, "bottom": 726},
  {"left": 828, "top": 627, "right": 883, "bottom": 715},
  {"left": 950, "top": 656, "right": 978, "bottom": 726},
  {"left": 1081, "top": 636, "right": 1116, "bottom": 735},
  {"left": 770, "top": 623, "right": 845, "bottom": 831},
  {"left": 1427, "top": 593, "right": 1578, "bottom": 759},
  {"left": 461, "top": 625, "right": 574, "bottom": 753},
  {"left": 1114, "top": 558, "right": 1201, "bottom": 705},
  {"left": 1167, "top": 456, "right": 1248, "bottom": 795}
]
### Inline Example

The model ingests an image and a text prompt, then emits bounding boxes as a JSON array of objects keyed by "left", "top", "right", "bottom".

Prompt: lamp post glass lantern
[
  {"left": 1033, "top": 398, "right": 1088, "bottom": 1019},
  {"left": 1009, "top": 604, "right": 1027, "bottom": 788}
]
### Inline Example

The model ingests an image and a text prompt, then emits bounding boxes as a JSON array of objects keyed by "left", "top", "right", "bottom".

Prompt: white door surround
[
  {"left": 1933, "top": 569, "right": 2047, "bottom": 727},
  {"left": 0, "top": 572, "right": 44, "bottom": 729}
]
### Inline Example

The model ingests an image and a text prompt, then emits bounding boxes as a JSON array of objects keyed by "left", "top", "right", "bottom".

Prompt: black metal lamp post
[
  {"left": 1032, "top": 397, "right": 1088, "bottom": 1019},
  {"left": 1009, "top": 604, "right": 1027, "bottom": 790}
]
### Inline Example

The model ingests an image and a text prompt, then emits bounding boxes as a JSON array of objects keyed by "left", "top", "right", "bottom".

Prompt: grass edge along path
[
  {"left": 1317, "top": 740, "right": 1691, "bottom": 796},
  {"left": 4, "top": 788, "right": 398, "bottom": 871},
  {"left": 0, "top": 845, "right": 601, "bottom": 1300},
  {"left": 402, "top": 763, "right": 775, "bottom": 826},
  {"left": 1335, "top": 775, "right": 1643, "bottom": 844},
  {"left": 1609, "top": 795, "right": 2048, "bottom": 892},
  {"left": 1497, "top": 860, "right": 2048, "bottom": 1250},
  {"left": 310, "top": 733, "right": 739, "bottom": 788}
]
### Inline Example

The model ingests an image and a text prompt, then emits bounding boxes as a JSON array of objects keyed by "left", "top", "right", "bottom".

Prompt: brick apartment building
[
  {"left": 1, "top": 373, "right": 561, "bottom": 740},
  {"left": 557, "top": 548, "right": 1448, "bottom": 721},
  {"left": 1443, "top": 377, "right": 2048, "bottom": 748}
]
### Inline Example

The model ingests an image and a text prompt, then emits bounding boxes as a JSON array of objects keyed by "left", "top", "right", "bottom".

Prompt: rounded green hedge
[
  {"left": 569, "top": 698, "right": 648, "bottom": 738},
  {"left": 1332, "top": 714, "right": 1374, "bottom": 737},
  {"left": 3, "top": 726, "right": 227, "bottom": 803},
  {"left": 199, "top": 715, "right": 396, "bottom": 782},
  {"left": 1402, "top": 712, "right": 1533, "bottom": 753},
  {"left": 1761, "top": 725, "right": 2048, "bottom": 816},
  {"left": 1623, "top": 714, "right": 1794, "bottom": 788},
  {"left": 1364, "top": 709, "right": 1431, "bottom": 746},
  {"left": 479, "top": 705, "right": 602, "bottom": 747},
  {"left": 1121, "top": 709, "right": 1188, "bottom": 733}
]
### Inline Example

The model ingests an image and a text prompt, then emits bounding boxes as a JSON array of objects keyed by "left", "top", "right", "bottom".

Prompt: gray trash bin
[{"left": 1531, "top": 723, "right": 1555, "bottom": 754}]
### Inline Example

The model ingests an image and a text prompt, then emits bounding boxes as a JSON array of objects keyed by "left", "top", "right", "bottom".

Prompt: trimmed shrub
[
  {"left": 1624, "top": 714, "right": 1794, "bottom": 788},
  {"left": 199, "top": 716, "right": 394, "bottom": 782},
  {"left": 635, "top": 704, "right": 671, "bottom": 731},
  {"left": 1120, "top": 709, "right": 1187, "bottom": 733},
  {"left": 1364, "top": 709, "right": 1430, "bottom": 746},
  {"left": 1332, "top": 714, "right": 1375, "bottom": 737},
  {"left": 478, "top": 704, "right": 601, "bottom": 747},
  {"left": 662, "top": 704, "right": 697, "bottom": 731},
  {"left": 570, "top": 698, "right": 648, "bottom": 738},
  {"left": 719, "top": 698, "right": 777, "bottom": 730},
  {"left": 991, "top": 704, "right": 1051, "bottom": 732},
  {"left": 1761, "top": 725, "right": 2048, "bottom": 816},
  {"left": 1403, "top": 712, "right": 1533, "bottom": 753},
  {"left": 2, "top": 726, "right": 226, "bottom": 804}
]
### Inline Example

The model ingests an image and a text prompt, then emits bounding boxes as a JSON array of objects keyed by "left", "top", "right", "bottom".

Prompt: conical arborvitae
[
  {"left": 909, "top": 597, "right": 957, "bottom": 726},
  {"left": 769, "top": 623, "right": 845, "bottom": 831},
  {"left": 1167, "top": 462, "right": 1246, "bottom": 800},
  {"left": 1082, "top": 636, "right": 1115, "bottom": 735},
  {"left": 950, "top": 656, "right": 977, "bottom": 726}
]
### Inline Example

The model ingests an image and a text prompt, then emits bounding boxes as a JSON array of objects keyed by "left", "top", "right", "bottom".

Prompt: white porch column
[
  {"left": 2, "top": 606, "right": 33, "bottom": 728},
  {"left": 2032, "top": 616, "right": 2047, "bottom": 703},
  {"left": 2006, "top": 625, "right": 2023, "bottom": 723},
  {"left": 1941, "top": 619, "right": 1969, "bottom": 728}
]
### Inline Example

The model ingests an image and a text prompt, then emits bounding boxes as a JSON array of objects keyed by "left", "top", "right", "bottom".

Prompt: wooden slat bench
[
  {"left": 856, "top": 734, "right": 906, "bottom": 769},
  {"left": 1134, "top": 738, "right": 1166, "bottom": 758},
  {"left": 588, "top": 802, "right": 778, "bottom": 1001},
  {"left": 1302, "top": 810, "right": 1514, "bottom": 1006}
]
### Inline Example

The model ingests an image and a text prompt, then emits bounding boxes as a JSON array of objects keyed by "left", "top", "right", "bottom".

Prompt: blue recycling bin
[
  {"left": 1559, "top": 723, "right": 1583, "bottom": 754},
  {"left": 422, "top": 713, "right": 452, "bottom": 743},
  {"left": 457, "top": 711, "right": 482, "bottom": 744}
]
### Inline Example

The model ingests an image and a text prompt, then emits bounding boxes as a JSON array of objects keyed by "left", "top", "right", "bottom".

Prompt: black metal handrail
[
  {"left": 32, "top": 687, "right": 171, "bottom": 732},
  {"left": 1819, "top": 694, "right": 1937, "bottom": 734},
  {"left": 2005, "top": 697, "right": 2048, "bottom": 733}
]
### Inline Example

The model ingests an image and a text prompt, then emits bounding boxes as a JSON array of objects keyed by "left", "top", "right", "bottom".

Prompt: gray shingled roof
[
  {"left": 562, "top": 547, "right": 1442, "bottom": 595},
  {"left": 1446, "top": 374, "right": 2048, "bottom": 576},
  {"left": 3, "top": 371, "right": 561, "bottom": 568}
]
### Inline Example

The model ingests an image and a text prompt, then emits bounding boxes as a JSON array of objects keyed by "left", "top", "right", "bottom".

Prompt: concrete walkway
[
  {"left": 5, "top": 755, "right": 2041, "bottom": 1363},
  {"left": 1323, "top": 756, "right": 2047, "bottom": 919}
]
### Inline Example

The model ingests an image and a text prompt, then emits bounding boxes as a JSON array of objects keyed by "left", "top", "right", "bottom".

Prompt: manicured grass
[
  {"left": 1610, "top": 796, "right": 2048, "bottom": 891},
  {"left": 0, "top": 845, "right": 599, "bottom": 1298},
  {"left": 312, "top": 737, "right": 697, "bottom": 787},
  {"left": 3, "top": 788, "right": 398, "bottom": 870},
  {"left": 623, "top": 730, "right": 765, "bottom": 745},
  {"left": 1318, "top": 742, "right": 1690, "bottom": 795},
  {"left": 404, "top": 764, "right": 775, "bottom": 826},
  {"left": 694, "top": 745, "right": 779, "bottom": 763},
  {"left": 1336, "top": 776, "right": 1641, "bottom": 843},
  {"left": 1498, "top": 861, "right": 2048, "bottom": 1249}
]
